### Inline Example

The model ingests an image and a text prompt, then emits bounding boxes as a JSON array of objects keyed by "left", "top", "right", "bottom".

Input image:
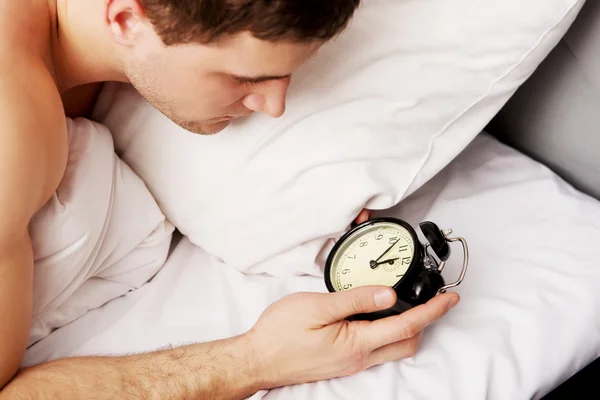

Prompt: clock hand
[
  {"left": 370, "top": 239, "right": 400, "bottom": 269},
  {"left": 376, "top": 240, "right": 399, "bottom": 262},
  {"left": 374, "top": 258, "right": 400, "bottom": 267}
]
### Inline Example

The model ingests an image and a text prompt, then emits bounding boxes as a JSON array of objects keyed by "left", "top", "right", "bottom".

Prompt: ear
[{"left": 106, "top": 0, "right": 146, "bottom": 46}]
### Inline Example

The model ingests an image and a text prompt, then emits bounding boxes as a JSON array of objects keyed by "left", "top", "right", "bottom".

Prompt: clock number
[
  {"left": 375, "top": 234, "right": 384, "bottom": 241},
  {"left": 342, "top": 269, "right": 350, "bottom": 275},
  {"left": 389, "top": 237, "right": 398, "bottom": 244},
  {"left": 360, "top": 241, "right": 368, "bottom": 248},
  {"left": 347, "top": 254, "right": 356, "bottom": 260},
  {"left": 343, "top": 284, "right": 353, "bottom": 290},
  {"left": 398, "top": 245, "right": 408, "bottom": 252},
  {"left": 402, "top": 257, "right": 411, "bottom": 265}
]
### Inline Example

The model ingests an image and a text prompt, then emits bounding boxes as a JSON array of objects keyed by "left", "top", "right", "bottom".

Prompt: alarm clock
[{"left": 324, "top": 217, "right": 469, "bottom": 321}]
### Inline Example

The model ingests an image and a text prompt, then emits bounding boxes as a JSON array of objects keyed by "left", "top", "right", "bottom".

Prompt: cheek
[
  {"left": 217, "top": 82, "right": 250, "bottom": 108},
  {"left": 188, "top": 78, "right": 247, "bottom": 109}
]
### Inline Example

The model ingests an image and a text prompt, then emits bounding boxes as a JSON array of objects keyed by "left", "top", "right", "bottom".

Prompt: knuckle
[
  {"left": 401, "top": 322, "right": 419, "bottom": 339},
  {"left": 350, "top": 294, "right": 368, "bottom": 314}
]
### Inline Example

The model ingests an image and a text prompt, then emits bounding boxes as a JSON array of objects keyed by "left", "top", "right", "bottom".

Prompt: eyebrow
[{"left": 232, "top": 74, "right": 291, "bottom": 84}]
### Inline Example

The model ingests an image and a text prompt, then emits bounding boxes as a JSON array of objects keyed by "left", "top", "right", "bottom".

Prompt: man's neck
[{"left": 50, "top": 0, "right": 127, "bottom": 93}]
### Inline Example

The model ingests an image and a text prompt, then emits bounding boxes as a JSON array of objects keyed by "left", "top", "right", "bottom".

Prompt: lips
[
  {"left": 211, "top": 116, "right": 234, "bottom": 123},
  {"left": 213, "top": 111, "right": 253, "bottom": 123}
]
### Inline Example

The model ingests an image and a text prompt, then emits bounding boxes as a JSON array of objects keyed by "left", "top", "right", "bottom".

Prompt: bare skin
[{"left": 0, "top": 0, "right": 460, "bottom": 398}]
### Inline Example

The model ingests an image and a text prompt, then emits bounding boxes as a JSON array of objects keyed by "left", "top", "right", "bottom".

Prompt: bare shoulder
[
  {"left": 0, "top": 0, "right": 52, "bottom": 53},
  {"left": 0, "top": 0, "right": 67, "bottom": 241},
  {"left": 0, "top": 77, "right": 67, "bottom": 243}
]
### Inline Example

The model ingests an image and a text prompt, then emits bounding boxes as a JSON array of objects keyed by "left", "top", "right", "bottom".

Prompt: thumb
[{"left": 321, "top": 286, "right": 397, "bottom": 324}]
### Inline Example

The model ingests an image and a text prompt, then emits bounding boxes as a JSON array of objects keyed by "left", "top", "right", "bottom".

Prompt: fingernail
[
  {"left": 374, "top": 289, "right": 394, "bottom": 308},
  {"left": 447, "top": 295, "right": 460, "bottom": 310}
]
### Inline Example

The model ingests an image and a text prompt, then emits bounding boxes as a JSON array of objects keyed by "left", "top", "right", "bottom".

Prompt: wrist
[
  {"left": 189, "top": 334, "right": 268, "bottom": 400},
  {"left": 243, "top": 329, "right": 279, "bottom": 391}
]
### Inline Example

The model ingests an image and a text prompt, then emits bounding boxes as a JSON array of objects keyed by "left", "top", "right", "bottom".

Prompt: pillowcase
[
  {"left": 28, "top": 117, "right": 174, "bottom": 346},
  {"left": 92, "top": 0, "right": 585, "bottom": 276}
]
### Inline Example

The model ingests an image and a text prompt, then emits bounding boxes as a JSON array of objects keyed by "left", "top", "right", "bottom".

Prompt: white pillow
[
  {"left": 92, "top": 0, "right": 584, "bottom": 276},
  {"left": 28, "top": 118, "right": 174, "bottom": 346}
]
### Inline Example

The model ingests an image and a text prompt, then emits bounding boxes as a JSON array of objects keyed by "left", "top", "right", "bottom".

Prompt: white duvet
[
  {"left": 27, "top": 117, "right": 174, "bottom": 347},
  {"left": 24, "top": 132, "right": 600, "bottom": 400}
]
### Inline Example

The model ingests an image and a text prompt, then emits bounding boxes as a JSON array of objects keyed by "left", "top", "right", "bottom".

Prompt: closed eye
[
  {"left": 235, "top": 77, "right": 261, "bottom": 86},
  {"left": 232, "top": 74, "right": 291, "bottom": 85}
]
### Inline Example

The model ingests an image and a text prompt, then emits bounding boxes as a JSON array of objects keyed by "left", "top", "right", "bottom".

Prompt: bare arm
[
  {"left": 3, "top": 289, "right": 458, "bottom": 400},
  {"left": 0, "top": 52, "right": 69, "bottom": 388},
  {"left": 0, "top": 234, "right": 35, "bottom": 390},
  {"left": 3, "top": 336, "right": 262, "bottom": 400}
]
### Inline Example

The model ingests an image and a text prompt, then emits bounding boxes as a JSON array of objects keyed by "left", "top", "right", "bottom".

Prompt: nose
[{"left": 243, "top": 77, "right": 291, "bottom": 118}]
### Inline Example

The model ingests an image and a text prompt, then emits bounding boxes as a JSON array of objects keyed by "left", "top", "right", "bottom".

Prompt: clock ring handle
[{"left": 436, "top": 234, "right": 469, "bottom": 295}]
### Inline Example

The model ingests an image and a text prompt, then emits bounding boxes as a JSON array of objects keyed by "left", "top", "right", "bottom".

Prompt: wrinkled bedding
[
  {"left": 28, "top": 117, "right": 174, "bottom": 347},
  {"left": 24, "top": 133, "right": 600, "bottom": 400}
]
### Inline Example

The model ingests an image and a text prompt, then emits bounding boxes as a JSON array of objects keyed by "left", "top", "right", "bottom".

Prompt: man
[{"left": 0, "top": 0, "right": 460, "bottom": 398}]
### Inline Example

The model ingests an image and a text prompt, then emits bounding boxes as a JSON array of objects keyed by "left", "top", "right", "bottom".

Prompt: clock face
[{"left": 327, "top": 220, "right": 417, "bottom": 292}]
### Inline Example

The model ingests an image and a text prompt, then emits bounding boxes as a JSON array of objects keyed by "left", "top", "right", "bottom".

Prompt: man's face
[{"left": 123, "top": 32, "right": 321, "bottom": 135}]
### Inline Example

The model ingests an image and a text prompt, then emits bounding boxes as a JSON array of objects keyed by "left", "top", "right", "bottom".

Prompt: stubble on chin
[
  {"left": 184, "top": 120, "right": 231, "bottom": 136},
  {"left": 161, "top": 109, "right": 232, "bottom": 135}
]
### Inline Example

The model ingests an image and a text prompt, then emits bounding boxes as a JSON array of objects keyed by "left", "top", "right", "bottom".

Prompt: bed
[
  {"left": 22, "top": 0, "right": 600, "bottom": 399},
  {"left": 24, "top": 130, "right": 600, "bottom": 399}
]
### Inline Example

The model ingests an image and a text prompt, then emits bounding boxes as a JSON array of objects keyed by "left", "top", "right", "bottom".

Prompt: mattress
[{"left": 23, "top": 132, "right": 600, "bottom": 400}]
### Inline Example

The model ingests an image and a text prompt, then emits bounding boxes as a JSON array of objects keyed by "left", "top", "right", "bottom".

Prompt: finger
[
  {"left": 320, "top": 286, "right": 397, "bottom": 324},
  {"left": 366, "top": 332, "right": 423, "bottom": 368},
  {"left": 363, "top": 292, "right": 459, "bottom": 350},
  {"left": 355, "top": 209, "right": 370, "bottom": 225}
]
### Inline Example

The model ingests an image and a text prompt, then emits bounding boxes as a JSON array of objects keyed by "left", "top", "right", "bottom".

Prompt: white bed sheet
[{"left": 24, "top": 133, "right": 600, "bottom": 400}]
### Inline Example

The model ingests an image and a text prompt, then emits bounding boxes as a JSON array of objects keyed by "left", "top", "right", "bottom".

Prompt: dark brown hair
[{"left": 141, "top": 0, "right": 361, "bottom": 45}]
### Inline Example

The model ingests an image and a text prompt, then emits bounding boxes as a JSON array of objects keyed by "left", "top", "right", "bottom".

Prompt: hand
[{"left": 246, "top": 286, "right": 459, "bottom": 389}]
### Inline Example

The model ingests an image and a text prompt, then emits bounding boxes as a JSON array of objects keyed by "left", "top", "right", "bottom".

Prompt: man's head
[{"left": 107, "top": 0, "right": 361, "bottom": 134}]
